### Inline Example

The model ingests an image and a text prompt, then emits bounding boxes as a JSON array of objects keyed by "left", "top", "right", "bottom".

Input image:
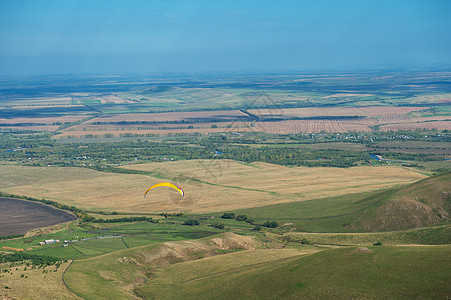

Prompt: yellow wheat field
[{"left": 1, "top": 161, "right": 426, "bottom": 213}]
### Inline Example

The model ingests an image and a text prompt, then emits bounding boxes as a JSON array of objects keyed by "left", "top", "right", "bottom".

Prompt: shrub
[
  {"left": 221, "top": 212, "right": 235, "bottom": 219},
  {"left": 235, "top": 215, "right": 248, "bottom": 222},
  {"left": 373, "top": 241, "right": 383, "bottom": 246},
  {"left": 263, "top": 221, "right": 279, "bottom": 228},
  {"left": 245, "top": 218, "right": 255, "bottom": 224},
  {"left": 211, "top": 223, "right": 225, "bottom": 229},
  {"left": 183, "top": 219, "right": 200, "bottom": 226},
  {"left": 253, "top": 225, "right": 262, "bottom": 231},
  {"left": 300, "top": 238, "right": 310, "bottom": 245}
]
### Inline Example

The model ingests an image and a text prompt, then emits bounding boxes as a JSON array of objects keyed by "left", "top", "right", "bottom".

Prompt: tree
[
  {"left": 210, "top": 222, "right": 225, "bottom": 229},
  {"left": 183, "top": 219, "right": 200, "bottom": 226},
  {"left": 235, "top": 214, "right": 248, "bottom": 222},
  {"left": 262, "top": 221, "right": 278, "bottom": 228},
  {"left": 221, "top": 212, "right": 235, "bottom": 219}
]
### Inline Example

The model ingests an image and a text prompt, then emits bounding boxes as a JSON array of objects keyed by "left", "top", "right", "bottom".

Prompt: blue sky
[{"left": 0, "top": 0, "right": 450, "bottom": 75}]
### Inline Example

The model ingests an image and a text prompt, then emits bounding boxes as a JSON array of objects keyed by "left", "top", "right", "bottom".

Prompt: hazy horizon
[{"left": 1, "top": 0, "right": 450, "bottom": 76}]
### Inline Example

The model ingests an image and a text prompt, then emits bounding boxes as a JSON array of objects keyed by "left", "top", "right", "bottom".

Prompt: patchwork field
[
  {"left": 48, "top": 105, "right": 451, "bottom": 138},
  {"left": 55, "top": 110, "right": 255, "bottom": 138},
  {"left": 86, "top": 110, "right": 250, "bottom": 123},
  {"left": 0, "top": 97, "right": 73, "bottom": 106},
  {"left": 255, "top": 119, "right": 374, "bottom": 133},
  {"left": 0, "top": 161, "right": 426, "bottom": 213},
  {"left": 0, "top": 115, "right": 88, "bottom": 132},
  {"left": 1, "top": 70, "right": 450, "bottom": 300},
  {"left": 57, "top": 122, "right": 255, "bottom": 138},
  {"left": 251, "top": 106, "right": 451, "bottom": 133},
  {"left": 380, "top": 120, "right": 451, "bottom": 131}
]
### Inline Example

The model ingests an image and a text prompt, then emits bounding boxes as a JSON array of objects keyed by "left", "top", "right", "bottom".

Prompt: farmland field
[
  {"left": 0, "top": 197, "right": 76, "bottom": 236},
  {"left": 47, "top": 105, "right": 451, "bottom": 137},
  {"left": 249, "top": 106, "right": 427, "bottom": 118},
  {"left": 0, "top": 71, "right": 450, "bottom": 300},
  {"left": 250, "top": 106, "right": 451, "bottom": 133},
  {"left": 0, "top": 162, "right": 425, "bottom": 213}
]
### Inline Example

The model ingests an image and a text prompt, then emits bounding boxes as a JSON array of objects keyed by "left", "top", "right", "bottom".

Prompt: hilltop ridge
[{"left": 353, "top": 172, "right": 450, "bottom": 231}]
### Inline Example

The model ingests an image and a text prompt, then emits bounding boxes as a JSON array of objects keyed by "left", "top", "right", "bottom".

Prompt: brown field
[
  {"left": 86, "top": 110, "right": 249, "bottom": 123},
  {"left": 65, "top": 121, "right": 252, "bottom": 131},
  {"left": 255, "top": 119, "right": 374, "bottom": 133},
  {"left": 0, "top": 198, "right": 76, "bottom": 236},
  {"left": 380, "top": 121, "right": 451, "bottom": 131},
  {"left": 256, "top": 116, "right": 451, "bottom": 134},
  {"left": 249, "top": 106, "right": 426, "bottom": 119},
  {"left": 1, "top": 97, "right": 72, "bottom": 106},
  {"left": 56, "top": 125, "right": 256, "bottom": 138},
  {"left": 46, "top": 106, "right": 451, "bottom": 137},
  {"left": 0, "top": 115, "right": 86, "bottom": 125},
  {"left": 247, "top": 106, "right": 451, "bottom": 133},
  {"left": 1, "top": 125, "right": 61, "bottom": 131},
  {"left": 356, "top": 106, "right": 426, "bottom": 116},
  {"left": 55, "top": 110, "right": 254, "bottom": 138},
  {"left": 407, "top": 116, "right": 451, "bottom": 122},
  {"left": 0, "top": 162, "right": 426, "bottom": 213},
  {"left": 0, "top": 115, "right": 87, "bottom": 132}
]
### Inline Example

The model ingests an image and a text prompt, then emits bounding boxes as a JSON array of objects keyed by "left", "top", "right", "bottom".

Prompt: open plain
[{"left": 0, "top": 161, "right": 426, "bottom": 213}]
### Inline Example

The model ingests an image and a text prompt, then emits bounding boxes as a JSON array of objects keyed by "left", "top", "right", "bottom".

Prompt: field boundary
[{"left": 62, "top": 260, "right": 83, "bottom": 299}]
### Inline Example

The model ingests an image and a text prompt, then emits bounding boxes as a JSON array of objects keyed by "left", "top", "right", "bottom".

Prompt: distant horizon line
[{"left": 1, "top": 65, "right": 451, "bottom": 79}]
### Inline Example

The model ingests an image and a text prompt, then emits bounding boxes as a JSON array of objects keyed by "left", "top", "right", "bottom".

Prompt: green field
[
  {"left": 135, "top": 245, "right": 451, "bottom": 300},
  {"left": 235, "top": 172, "right": 450, "bottom": 233}
]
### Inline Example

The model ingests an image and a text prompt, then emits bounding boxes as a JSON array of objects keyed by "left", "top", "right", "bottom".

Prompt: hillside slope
[
  {"left": 352, "top": 172, "right": 450, "bottom": 231},
  {"left": 136, "top": 245, "right": 451, "bottom": 299},
  {"left": 64, "top": 233, "right": 260, "bottom": 299}
]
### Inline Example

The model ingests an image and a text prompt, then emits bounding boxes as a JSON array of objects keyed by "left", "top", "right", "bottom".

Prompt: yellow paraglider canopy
[{"left": 144, "top": 182, "right": 184, "bottom": 198}]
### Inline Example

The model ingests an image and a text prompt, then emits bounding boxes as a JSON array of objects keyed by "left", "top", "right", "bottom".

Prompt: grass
[
  {"left": 284, "top": 225, "right": 451, "bottom": 246},
  {"left": 1, "top": 161, "right": 426, "bottom": 213},
  {"left": 136, "top": 245, "right": 451, "bottom": 300},
  {"left": 63, "top": 232, "right": 260, "bottom": 299},
  {"left": 234, "top": 190, "right": 390, "bottom": 233},
  {"left": 0, "top": 261, "right": 79, "bottom": 300},
  {"left": 121, "top": 160, "right": 426, "bottom": 212},
  {"left": 236, "top": 172, "right": 450, "bottom": 233},
  {"left": 0, "top": 220, "right": 226, "bottom": 260}
]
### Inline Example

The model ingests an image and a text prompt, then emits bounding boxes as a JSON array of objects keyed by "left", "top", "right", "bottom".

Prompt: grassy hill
[
  {"left": 237, "top": 172, "right": 450, "bottom": 232},
  {"left": 64, "top": 233, "right": 260, "bottom": 299},
  {"left": 136, "top": 245, "right": 451, "bottom": 299},
  {"left": 351, "top": 171, "right": 450, "bottom": 231}
]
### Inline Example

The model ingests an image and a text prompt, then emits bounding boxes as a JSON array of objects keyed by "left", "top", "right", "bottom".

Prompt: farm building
[{"left": 40, "top": 239, "right": 60, "bottom": 245}]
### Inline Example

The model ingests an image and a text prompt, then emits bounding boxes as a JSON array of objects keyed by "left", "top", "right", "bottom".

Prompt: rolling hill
[{"left": 351, "top": 171, "right": 450, "bottom": 231}]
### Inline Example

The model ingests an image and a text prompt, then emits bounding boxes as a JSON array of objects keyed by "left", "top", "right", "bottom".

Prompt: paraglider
[{"left": 144, "top": 182, "right": 184, "bottom": 198}]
